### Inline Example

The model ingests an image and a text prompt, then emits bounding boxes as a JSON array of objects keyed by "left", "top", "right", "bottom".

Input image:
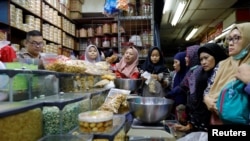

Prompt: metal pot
[
  {"left": 127, "top": 97, "right": 174, "bottom": 124},
  {"left": 114, "top": 78, "right": 143, "bottom": 92}
]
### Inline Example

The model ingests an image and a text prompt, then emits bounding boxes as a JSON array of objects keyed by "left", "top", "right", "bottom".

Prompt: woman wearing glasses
[{"left": 203, "top": 22, "right": 250, "bottom": 125}]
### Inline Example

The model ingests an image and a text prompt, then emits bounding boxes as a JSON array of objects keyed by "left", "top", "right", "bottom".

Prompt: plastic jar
[
  {"left": 102, "top": 36, "right": 110, "bottom": 47},
  {"left": 79, "top": 28, "right": 87, "bottom": 37},
  {"left": 78, "top": 111, "right": 113, "bottom": 133},
  {"left": 93, "top": 37, "right": 101, "bottom": 47},
  {"left": 87, "top": 27, "right": 94, "bottom": 37},
  {"left": 96, "top": 25, "right": 103, "bottom": 35},
  {"left": 111, "top": 23, "right": 118, "bottom": 34},
  {"left": 124, "top": 4, "right": 135, "bottom": 16},
  {"left": 140, "top": 3, "right": 151, "bottom": 16},
  {"left": 103, "top": 23, "right": 111, "bottom": 34},
  {"left": 111, "top": 37, "right": 118, "bottom": 47}
]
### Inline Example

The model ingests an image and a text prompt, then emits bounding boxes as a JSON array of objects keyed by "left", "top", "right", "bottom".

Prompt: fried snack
[
  {"left": 94, "top": 79, "right": 110, "bottom": 88},
  {"left": 98, "top": 94, "right": 127, "bottom": 113},
  {"left": 45, "top": 61, "right": 66, "bottom": 72},
  {"left": 105, "top": 54, "right": 118, "bottom": 64},
  {"left": 101, "top": 74, "right": 116, "bottom": 81}
]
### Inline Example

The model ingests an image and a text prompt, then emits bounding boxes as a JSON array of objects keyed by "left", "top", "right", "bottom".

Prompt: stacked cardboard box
[{"left": 69, "top": 0, "right": 83, "bottom": 19}]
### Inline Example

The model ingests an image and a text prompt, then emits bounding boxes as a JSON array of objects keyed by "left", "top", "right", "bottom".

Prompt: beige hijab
[{"left": 208, "top": 22, "right": 250, "bottom": 99}]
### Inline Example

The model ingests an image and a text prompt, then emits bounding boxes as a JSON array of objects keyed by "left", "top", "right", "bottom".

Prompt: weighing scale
[{"left": 127, "top": 119, "right": 177, "bottom": 141}]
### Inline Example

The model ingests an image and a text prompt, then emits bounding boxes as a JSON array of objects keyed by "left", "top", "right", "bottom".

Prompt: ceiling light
[
  {"left": 185, "top": 27, "right": 198, "bottom": 41},
  {"left": 171, "top": 0, "right": 187, "bottom": 26},
  {"left": 163, "top": 0, "right": 173, "bottom": 14}
]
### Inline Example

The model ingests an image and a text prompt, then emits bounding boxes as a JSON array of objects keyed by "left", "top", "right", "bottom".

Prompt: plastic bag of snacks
[{"left": 98, "top": 88, "right": 130, "bottom": 113}]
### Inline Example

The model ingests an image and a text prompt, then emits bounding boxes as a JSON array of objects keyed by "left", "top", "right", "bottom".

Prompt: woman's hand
[
  {"left": 203, "top": 95, "right": 217, "bottom": 111},
  {"left": 173, "top": 123, "right": 191, "bottom": 132},
  {"left": 151, "top": 74, "right": 158, "bottom": 80}
]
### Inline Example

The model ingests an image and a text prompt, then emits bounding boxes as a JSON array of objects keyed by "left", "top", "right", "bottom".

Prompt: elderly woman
[{"left": 203, "top": 22, "right": 250, "bottom": 125}]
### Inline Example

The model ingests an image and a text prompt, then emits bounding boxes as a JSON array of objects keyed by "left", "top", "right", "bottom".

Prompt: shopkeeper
[{"left": 17, "top": 30, "right": 44, "bottom": 69}]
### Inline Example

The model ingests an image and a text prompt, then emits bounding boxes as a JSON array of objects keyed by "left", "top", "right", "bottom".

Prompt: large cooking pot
[
  {"left": 114, "top": 78, "right": 142, "bottom": 92},
  {"left": 127, "top": 97, "right": 174, "bottom": 124}
]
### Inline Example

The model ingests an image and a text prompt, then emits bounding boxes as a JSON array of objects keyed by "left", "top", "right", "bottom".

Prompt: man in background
[{"left": 18, "top": 30, "right": 44, "bottom": 69}]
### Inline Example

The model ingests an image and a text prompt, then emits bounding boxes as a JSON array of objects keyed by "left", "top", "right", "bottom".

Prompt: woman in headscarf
[
  {"left": 167, "top": 45, "right": 200, "bottom": 115},
  {"left": 203, "top": 22, "right": 250, "bottom": 125},
  {"left": 173, "top": 45, "right": 200, "bottom": 125},
  {"left": 167, "top": 51, "right": 188, "bottom": 107},
  {"left": 174, "top": 43, "right": 228, "bottom": 132},
  {"left": 140, "top": 47, "right": 169, "bottom": 97},
  {"left": 84, "top": 44, "right": 101, "bottom": 63},
  {"left": 114, "top": 46, "right": 139, "bottom": 79}
]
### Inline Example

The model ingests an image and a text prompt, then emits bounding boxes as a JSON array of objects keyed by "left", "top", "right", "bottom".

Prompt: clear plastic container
[
  {"left": 102, "top": 36, "right": 111, "bottom": 48},
  {"left": 78, "top": 110, "right": 113, "bottom": 133}
]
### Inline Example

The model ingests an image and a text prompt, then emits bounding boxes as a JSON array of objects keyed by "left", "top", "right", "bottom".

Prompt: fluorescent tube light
[
  {"left": 185, "top": 27, "right": 198, "bottom": 41},
  {"left": 214, "top": 30, "right": 230, "bottom": 41},
  {"left": 163, "top": 0, "right": 173, "bottom": 14},
  {"left": 171, "top": 0, "right": 187, "bottom": 26}
]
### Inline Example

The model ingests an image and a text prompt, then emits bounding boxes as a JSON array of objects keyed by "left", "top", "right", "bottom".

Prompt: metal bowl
[
  {"left": 127, "top": 97, "right": 174, "bottom": 124},
  {"left": 114, "top": 78, "right": 143, "bottom": 92}
]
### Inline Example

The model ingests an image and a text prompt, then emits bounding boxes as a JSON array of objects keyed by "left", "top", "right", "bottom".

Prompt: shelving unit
[
  {"left": 0, "top": 0, "right": 78, "bottom": 57},
  {"left": 74, "top": 18, "right": 119, "bottom": 58},
  {"left": 118, "top": 0, "right": 154, "bottom": 60}
]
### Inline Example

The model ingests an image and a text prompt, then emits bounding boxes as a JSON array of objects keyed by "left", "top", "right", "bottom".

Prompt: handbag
[{"left": 216, "top": 79, "right": 250, "bottom": 124}]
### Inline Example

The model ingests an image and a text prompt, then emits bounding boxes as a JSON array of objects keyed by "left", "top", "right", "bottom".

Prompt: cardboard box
[
  {"left": 70, "top": 11, "right": 82, "bottom": 19},
  {"left": 69, "top": 0, "right": 83, "bottom": 12}
]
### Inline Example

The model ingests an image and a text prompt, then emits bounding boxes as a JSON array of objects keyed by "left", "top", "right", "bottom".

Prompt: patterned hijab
[
  {"left": 140, "top": 47, "right": 168, "bottom": 74},
  {"left": 208, "top": 22, "right": 250, "bottom": 99},
  {"left": 186, "top": 45, "right": 200, "bottom": 69},
  {"left": 115, "top": 46, "right": 139, "bottom": 78}
]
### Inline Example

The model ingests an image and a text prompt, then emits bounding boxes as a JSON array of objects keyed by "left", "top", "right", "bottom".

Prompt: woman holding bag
[{"left": 203, "top": 22, "right": 250, "bottom": 125}]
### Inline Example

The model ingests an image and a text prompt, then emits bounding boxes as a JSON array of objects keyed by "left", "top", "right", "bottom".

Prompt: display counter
[{"left": 0, "top": 101, "right": 43, "bottom": 141}]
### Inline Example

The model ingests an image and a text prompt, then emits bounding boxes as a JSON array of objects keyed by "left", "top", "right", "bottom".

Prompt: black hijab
[{"left": 140, "top": 47, "right": 168, "bottom": 74}]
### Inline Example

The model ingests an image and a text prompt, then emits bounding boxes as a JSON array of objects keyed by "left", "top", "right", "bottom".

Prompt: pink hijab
[{"left": 115, "top": 46, "right": 139, "bottom": 78}]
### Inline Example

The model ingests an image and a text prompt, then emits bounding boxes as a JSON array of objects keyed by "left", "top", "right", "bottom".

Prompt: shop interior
[{"left": 0, "top": 0, "right": 250, "bottom": 140}]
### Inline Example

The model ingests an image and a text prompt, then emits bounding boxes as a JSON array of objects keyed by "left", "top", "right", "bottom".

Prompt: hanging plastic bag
[
  {"left": 116, "top": 0, "right": 128, "bottom": 11},
  {"left": 103, "top": 0, "right": 119, "bottom": 17}
]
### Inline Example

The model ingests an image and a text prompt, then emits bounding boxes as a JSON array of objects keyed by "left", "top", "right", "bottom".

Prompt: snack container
[
  {"left": 78, "top": 110, "right": 113, "bottom": 133},
  {"left": 0, "top": 101, "right": 43, "bottom": 141}
]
